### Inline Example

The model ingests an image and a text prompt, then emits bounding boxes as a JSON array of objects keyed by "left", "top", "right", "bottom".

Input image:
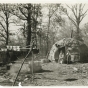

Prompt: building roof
[{"left": 55, "top": 38, "right": 83, "bottom": 48}]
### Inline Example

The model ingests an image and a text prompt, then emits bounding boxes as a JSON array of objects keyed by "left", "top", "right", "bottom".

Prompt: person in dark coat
[{"left": 66, "top": 50, "right": 71, "bottom": 64}]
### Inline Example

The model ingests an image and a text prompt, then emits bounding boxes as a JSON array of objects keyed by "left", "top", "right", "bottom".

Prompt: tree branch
[
  {"left": 81, "top": 4, "right": 85, "bottom": 11},
  {"left": 0, "top": 33, "right": 6, "bottom": 39},
  {"left": 81, "top": 9, "right": 88, "bottom": 16},
  {"left": 80, "top": 14, "right": 86, "bottom": 22},
  {"left": 71, "top": 6, "right": 78, "bottom": 20},
  {"left": 19, "top": 7, "right": 28, "bottom": 18},
  {"left": 0, "top": 39, "right": 5, "bottom": 42},
  {"left": 15, "top": 14, "right": 27, "bottom": 20},
  {"left": 66, "top": 4, "right": 72, "bottom": 10},
  {"left": 79, "top": 4, "right": 81, "bottom": 16},
  {"left": 9, "top": 10, "right": 27, "bottom": 20},
  {"left": 50, "top": 7, "right": 58, "bottom": 18},
  {"left": 0, "top": 22, "right": 7, "bottom": 33},
  {"left": 22, "top": 5, "right": 29, "bottom": 9},
  {"left": 66, "top": 4, "right": 78, "bottom": 20},
  {"left": 0, "top": 15, "right": 6, "bottom": 23},
  {"left": 65, "top": 11, "right": 77, "bottom": 27},
  {"left": 74, "top": 4, "right": 78, "bottom": 17}
]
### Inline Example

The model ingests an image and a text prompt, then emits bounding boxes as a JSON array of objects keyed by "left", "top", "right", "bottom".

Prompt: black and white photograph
[{"left": 0, "top": 0, "right": 88, "bottom": 86}]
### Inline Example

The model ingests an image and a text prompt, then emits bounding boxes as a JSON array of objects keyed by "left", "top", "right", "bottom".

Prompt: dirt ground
[
  {"left": 23, "top": 62, "right": 88, "bottom": 86},
  {"left": 0, "top": 60, "right": 88, "bottom": 86}
]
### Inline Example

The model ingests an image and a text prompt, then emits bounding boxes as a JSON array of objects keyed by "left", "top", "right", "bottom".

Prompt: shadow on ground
[
  {"left": 35, "top": 69, "right": 53, "bottom": 73},
  {"left": 64, "top": 78, "right": 78, "bottom": 81}
]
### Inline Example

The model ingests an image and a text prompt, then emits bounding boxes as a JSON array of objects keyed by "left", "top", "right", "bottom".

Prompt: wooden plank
[
  {"left": 11, "top": 61, "right": 28, "bottom": 64},
  {"left": 20, "top": 48, "right": 31, "bottom": 49}
]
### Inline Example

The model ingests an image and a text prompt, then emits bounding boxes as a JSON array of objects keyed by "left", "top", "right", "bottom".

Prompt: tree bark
[
  {"left": 6, "top": 10, "right": 9, "bottom": 45},
  {"left": 46, "top": 16, "right": 50, "bottom": 55},
  {"left": 26, "top": 4, "right": 31, "bottom": 47},
  {"left": 71, "top": 29, "right": 73, "bottom": 38}
]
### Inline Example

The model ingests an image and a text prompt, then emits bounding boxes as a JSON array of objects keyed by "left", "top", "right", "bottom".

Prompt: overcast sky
[
  {"left": 1, "top": 0, "right": 88, "bottom": 3},
  {"left": 81, "top": 5, "right": 88, "bottom": 25}
]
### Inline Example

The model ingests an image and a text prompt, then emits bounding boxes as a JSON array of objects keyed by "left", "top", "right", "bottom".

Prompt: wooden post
[
  {"left": 67, "top": 55, "right": 68, "bottom": 65},
  {"left": 31, "top": 50, "right": 34, "bottom": 83},
  {"left": 64, "top": 46, "right": 66, "bottom": 63}
]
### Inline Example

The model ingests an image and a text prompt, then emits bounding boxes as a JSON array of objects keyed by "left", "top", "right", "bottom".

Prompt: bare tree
[
  {"left": 0, "top": 4, "right": 13, "bottom": 45},
  {"left": 10, "top": 4, "right": 42, "bottom": 47},
  {"left": 61, "top": 4, "right": 88, "bottom": 41},
  {"left": 46, "top": 4, "right": 61, "bottom": 55},
  {"left": 9, "top": 4, "right": 32, "bottom": 47}
]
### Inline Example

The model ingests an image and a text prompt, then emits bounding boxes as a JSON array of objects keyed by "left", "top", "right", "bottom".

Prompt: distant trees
[
  {"left": 0, "top": 3, "right": 88, "bottom": 57},
  {"left": 61, "top": 4, "right": 88, "bottom": 41},
  {"left": 0, "top": 4, "right": 13, "bottom": 45},
  {"left": 58, "top": 19, "right": 74, "bottom": 39},
  {"left": 35, "top": 4, "right": 68, "bottom": 56},
  {"left": 41, "top": 4, "right": 62, "bottom": 55},
  {"left": 9, "top": 4, "right": 42, "bottom": 47},
  {"left": 9, "top": 4, "right": 32, "bottom": 46},
  {"left": 82, "top": 23, "right": 88, "bottom": 46},
  {"left": 46, "top": 4, "right": 59, "bottom": 54}
]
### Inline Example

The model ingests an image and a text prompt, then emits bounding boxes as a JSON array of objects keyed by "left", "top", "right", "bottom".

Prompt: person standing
[
  {"left": 66, "top": 50, "right": 71, "bottom": 64},
  {"left": 59, "top": 51, "right": 64, "bottom": 64}
]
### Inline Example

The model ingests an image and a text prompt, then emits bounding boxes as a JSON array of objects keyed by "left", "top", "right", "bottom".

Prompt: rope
[{"left": 12, "top": 45, "right": 33, "bottom": 86}]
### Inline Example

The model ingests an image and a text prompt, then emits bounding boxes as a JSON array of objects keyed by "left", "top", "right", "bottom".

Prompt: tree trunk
[
  {"left": 46, "top": 16, "right": 50, "bottom": 55},
  {"left": 26, "top": 20, "right": 31, "bottom": 47},
  {"left": 53, "top": 35, "right": 55, "bottom": 44},
  {"left": 77, "top": 25, "right": 80, "bottom": 35},
  {"left": 26, "top": 4, "right": 31, "bottom": 47},
  {"left": 71, "top": 29, "right": 73, "bottom": 38},
  {"left": 6, "top": 13, "right": 9, "bottom": 45},
  {"left": 39, "top": 35, "right": 41, "bottom": 52}
]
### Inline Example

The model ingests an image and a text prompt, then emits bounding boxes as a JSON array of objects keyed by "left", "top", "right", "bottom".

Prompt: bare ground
[
  {"left": 24, "top": 62, "right": 88, "bottom": 86},
  {"left": 0, "top": 60, "right": 88, "bottom": 86}
]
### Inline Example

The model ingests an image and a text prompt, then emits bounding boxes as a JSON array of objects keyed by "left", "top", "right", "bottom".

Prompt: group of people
[{"left": 59, "top": 50, "right": 71, "bottom": 64}]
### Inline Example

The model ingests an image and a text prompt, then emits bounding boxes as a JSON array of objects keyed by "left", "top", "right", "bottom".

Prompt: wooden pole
[
  {"left": 67, "top": 55, "right": 68, "bottom": 65},
  {"left": 13, "top": 48, "right": 32, "bottom": 86},
  {"left": 31, "top": 50, "right": 34, "bottom": 83}
]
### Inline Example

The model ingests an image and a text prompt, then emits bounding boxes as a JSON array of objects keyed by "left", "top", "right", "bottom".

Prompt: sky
[
  {"left": 81, "top": 5, "right": 88, "bottom": 25},
  {"left": 1, "top": 0, "right": 88, "bottom": 3}
]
